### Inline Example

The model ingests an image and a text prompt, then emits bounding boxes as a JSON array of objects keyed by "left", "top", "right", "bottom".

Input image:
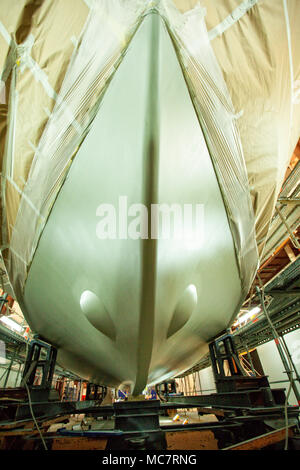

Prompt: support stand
[
  {"left": 86, "top": 383, "right": 107, "bottom": 402},
  {"left": 209, "top": 332, "right": 274, "bottom": 405},
  {"left": 155, "top": 380, "right": 178, "bottom": 400},
  {"left": 108, "top": 400, "right": 165, "bottom": 450},
  {"left": 21, "top": 338, "right": 57, "bottom": 401}
]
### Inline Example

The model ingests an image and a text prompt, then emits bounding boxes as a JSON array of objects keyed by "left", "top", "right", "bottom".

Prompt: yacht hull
[{"left": 21, "top": 13, "right": 243, "bottom": 394}]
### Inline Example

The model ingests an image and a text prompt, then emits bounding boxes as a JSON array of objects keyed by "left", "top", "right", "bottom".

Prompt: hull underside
[{"left": 21, "top": 13, "right": 243, "bottom": 394}]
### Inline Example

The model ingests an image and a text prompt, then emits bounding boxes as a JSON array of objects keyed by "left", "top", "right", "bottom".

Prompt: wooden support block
[
  {"left": 223, "top": 426, "right": 294, "bottom": 450},
  {"left": 197, "top": 407, "right": 225, "bottom": 417},
  {"left": 0, "top": 414, "right": 70, "bottom": 437},
  {"left": 41, "top": 415, "right": 70, "bottom": 428},
  {"left": 51, "top": 436, "right": 107, "bottom": 450},
  {"left": 0, "top": 388, "right": 27, "bottom": 401},
  {"left": 0, "top": 437, "right": 6, "bottom": 449},
  {"left": 166, "top": 430, "right": 219, "bottom": 450}
]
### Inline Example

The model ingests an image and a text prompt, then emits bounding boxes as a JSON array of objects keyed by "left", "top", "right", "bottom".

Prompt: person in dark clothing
[{"left": 149, "top": 387, "right": 157, "bottom": 400}]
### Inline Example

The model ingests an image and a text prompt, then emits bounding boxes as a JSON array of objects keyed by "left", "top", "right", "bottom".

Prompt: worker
[
  {"left": 116, "top": 384, "right": 130, "bottom": 401},
  {"left": 149, "top": 387, "right": 157, "bottom": 400},
  {"left": 117, "top": 388, "right": 127, "bottom": 401}
]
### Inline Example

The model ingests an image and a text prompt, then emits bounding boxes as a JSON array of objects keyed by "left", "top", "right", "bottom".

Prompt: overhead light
[
  {"left": 238, "top": 306, "right": 261, "bottom": 325},
  {"left": 0, "top": 316, "right": 24, "bottom": 333}
]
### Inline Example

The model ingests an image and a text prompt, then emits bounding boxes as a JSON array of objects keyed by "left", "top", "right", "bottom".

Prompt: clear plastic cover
[{"left": 1, "top": 0, "right": 299, "bottom": 302}]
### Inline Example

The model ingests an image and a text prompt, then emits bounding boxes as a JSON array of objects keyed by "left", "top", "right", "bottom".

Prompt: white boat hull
[{"left": 21, "top": 13, "right": 243, "bottom": 394}]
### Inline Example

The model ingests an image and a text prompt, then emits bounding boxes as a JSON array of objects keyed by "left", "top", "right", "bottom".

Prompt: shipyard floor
[
  {"left": 46, "top": 410, "right": 220, "bottom": 451},
  {"left": 48, "top": 409, "right": 218, "bottom": 432}
]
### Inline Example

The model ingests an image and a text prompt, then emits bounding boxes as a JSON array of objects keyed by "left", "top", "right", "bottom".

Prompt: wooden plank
[
  {"left": 223, "top": 426, "right": 294, "bottom": 450},
  {"left": 51, "top": 436, "right": 107, "bottom": 450},
  {"left": 167, "top": 408, "right": 177, "bottom": 418},
  {"left": 40, "top": 415, "right": 70, "bottom": 428},
  {"left": 0, "top": 388, "right": 27, "bottom": 401},
  {"left": 0, "top": 420, "right": 30, "bottom": 431},
  {"left": 0, "top": 428, "right": 40, "bottom": 437},
  {"left": 0, "top": 414, "right": 70, "bottom": 434},
  {"left": 197, "top": 407, "right": 225, "bottom": 417},
  {"left": 166, "top": 430, "right": 218, "bottom": 450}
]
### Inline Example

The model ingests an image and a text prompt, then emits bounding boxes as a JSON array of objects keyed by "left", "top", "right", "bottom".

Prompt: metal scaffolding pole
[
  {"left": 198, "top": 370, "right": 202, "bottom": 395},
  {"left": 3, "top": 358, "right": 13, "bottom": 388},
  {"left": 0, "top": 366, "right": 8, "bottom": 383},
  {"left": 3, "top": 344, "right": 20, "bottom": 388},
  {"left": 275, "top": 206, "right": 300, "bottom": 250},
  {"left": 280, "top": 334, "right": 300, "bottom": 395},
  {"left": 243, "top": 339, "right": 256, "bottom": 375},
  {"left": 257, "top": 287, "right": 300, "bottom": 405},
  {"left": 14, "top": 361, "right": 23, "bottom": 387}
]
